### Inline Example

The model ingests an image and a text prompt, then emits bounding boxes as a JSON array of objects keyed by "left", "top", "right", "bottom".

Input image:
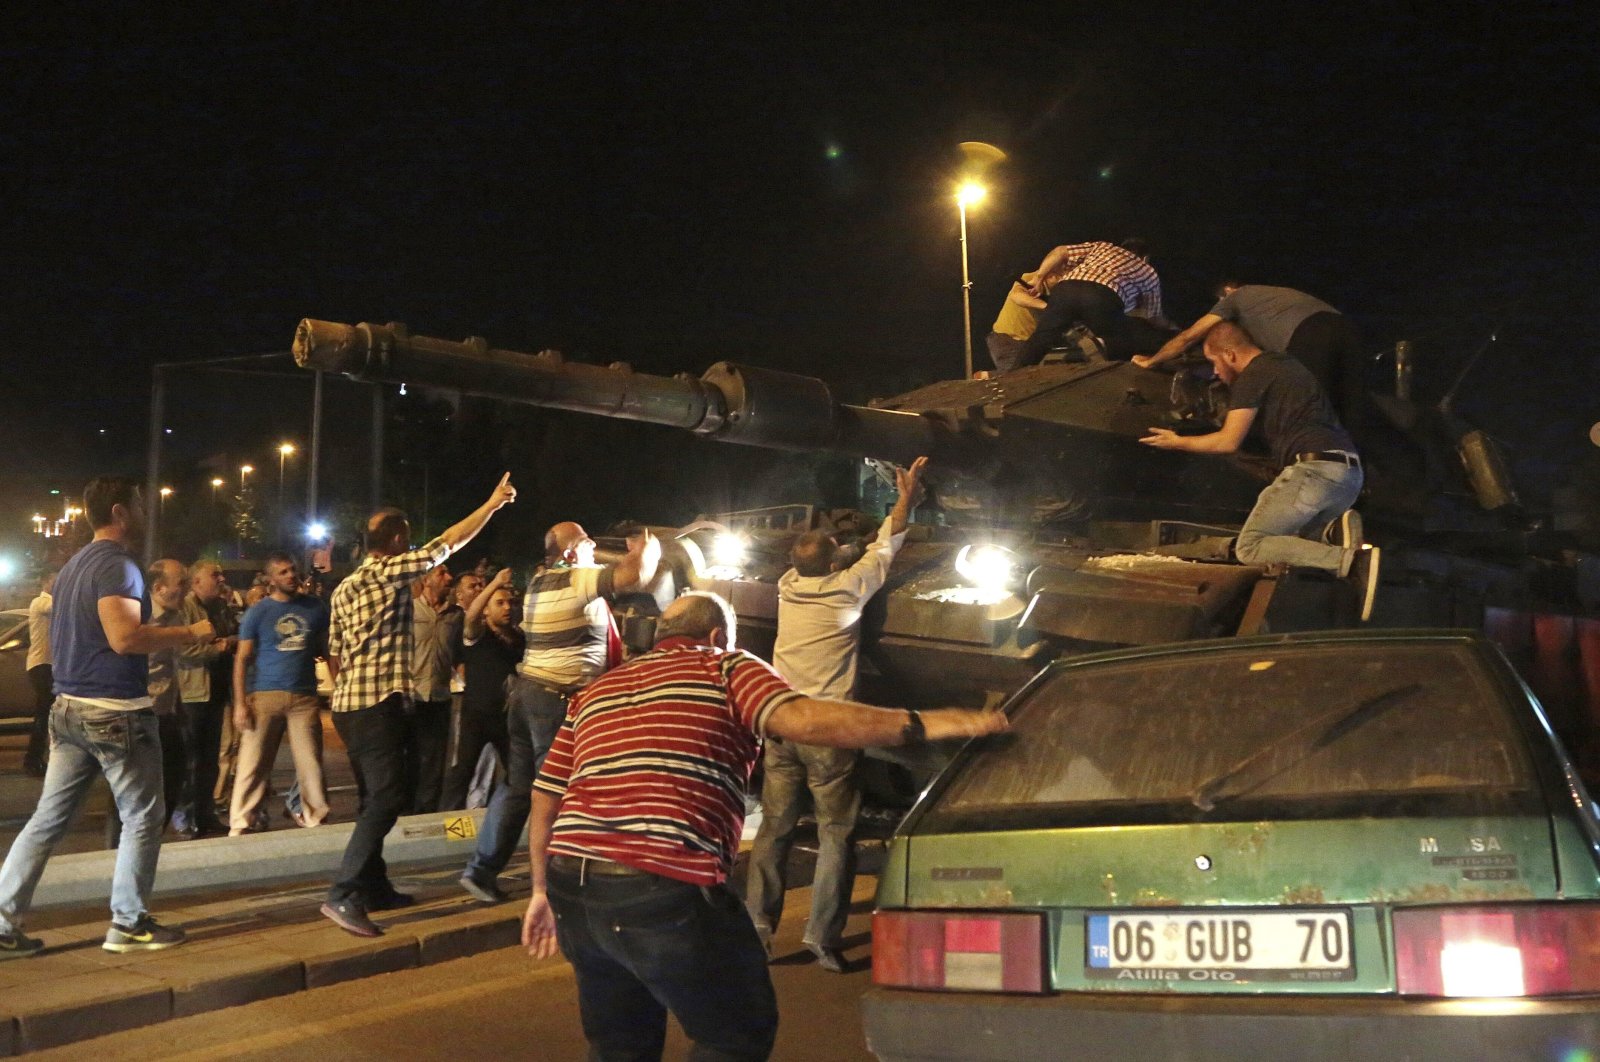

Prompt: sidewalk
[{"left": 0, "top": 857, "right": 530, "bottom": 1057}]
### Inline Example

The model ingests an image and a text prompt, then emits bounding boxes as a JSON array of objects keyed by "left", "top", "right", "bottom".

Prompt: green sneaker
[
  {"left": 103, "top": 916, "right": 186, "bottom": 953},
  {"left": 0, "top": 930, "right": 44, "bottom": 961}
]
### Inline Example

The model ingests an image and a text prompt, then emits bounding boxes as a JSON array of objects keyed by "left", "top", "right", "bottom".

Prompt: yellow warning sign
[{"left": 443, "top": 815, "right": 477, "bottom": 840}]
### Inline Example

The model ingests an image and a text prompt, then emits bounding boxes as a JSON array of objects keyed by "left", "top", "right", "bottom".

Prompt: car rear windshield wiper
[{"left": 1189, "top": 684, "right": 1423, "bottom": 812}]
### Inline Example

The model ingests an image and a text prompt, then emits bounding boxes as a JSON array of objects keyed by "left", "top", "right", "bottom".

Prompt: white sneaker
[{"left": 1326, "top": 509, "right": 1364, "bottom": 550}]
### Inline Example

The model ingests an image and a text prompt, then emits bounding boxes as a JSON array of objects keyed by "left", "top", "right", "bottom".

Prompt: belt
[
  {"left": 549, "top": 854, "right": 651, "bottom": 879},
  {"left": 1296, "top": 450, "right": 1360, "bottom": 468}
]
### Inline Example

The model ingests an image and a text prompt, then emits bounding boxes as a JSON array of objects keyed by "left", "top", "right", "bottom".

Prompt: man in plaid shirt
[
  {"left": 1011, "top": 237, "right": 1167, "bottom": 368},
  {"left": 320, "top": 473, "right": 517, "bottom": 937}
]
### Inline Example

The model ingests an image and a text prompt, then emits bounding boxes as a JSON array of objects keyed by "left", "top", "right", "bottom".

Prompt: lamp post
[
  {"left": 277, "top": 443, "right": 296, "bottom": 546},
  {"left": 159, "top": 486, "right": 173, "bottom": 513},
  {"left": 240, "top": 464, "right": 253, "bottom": 490},
  {"left": 211, "top": 477, "right": 224, "bottom": 502},
  {"left": 956, "top": 180, "right": 987, "bottom": 379}
]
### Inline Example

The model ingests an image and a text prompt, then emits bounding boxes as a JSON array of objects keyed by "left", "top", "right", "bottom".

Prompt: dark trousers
[
  {"left": 181, "top": 695, "right": 226, "bottom": 829},
  {"left": 1287, "top": 311, "right": 1373, "bottom": 437},
  {"left": 440, "top": 706, "right": 509, "bottom": 812},
  {"left": 328, "top": 695, "right": 412, "bottom": 905},
  {"left": 1015, "top": 280, "right": 1127, "bottom": 367},
  {"left": 549, "top": 864, "right": 779, "bottom": 1062},
  {"left": 24, "top": 665, "right": 52, "bottom": 769},
  {"left": 464, "top": 676, "right": 565, "bottom": 885},
  {"left": 408, "top": 698, "right": 452, "bottom": 814}
]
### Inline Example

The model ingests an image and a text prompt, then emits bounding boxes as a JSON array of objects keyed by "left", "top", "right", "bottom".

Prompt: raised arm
[
  {"left": 464, "top": 567, "right": 514, "bottom": 640},
  {"left": 438, "top": 473, "right": 518, "bottom": 553},
  {"left": 611, "top": 528, "right": 661, "bottom": 593}
]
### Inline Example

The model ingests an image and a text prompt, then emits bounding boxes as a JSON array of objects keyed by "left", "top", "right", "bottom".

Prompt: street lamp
[
  {"left": 277, "top": 442, "right": 297, "bottom": 545},
  {"left": 211, "top": 477, "right": 224, "bottom": 502},
  {"left": 956, "top": 180, "right": 987, "bottom": 379},
  {"left": 159, "top": 486, "right": 173, "bottom": 512},
  {"left": 240, "top": 464, "right": 254, "bottom": 489}
]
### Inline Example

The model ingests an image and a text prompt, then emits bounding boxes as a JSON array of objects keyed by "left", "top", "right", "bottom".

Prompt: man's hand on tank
[
  {"left": 1131, "top": 354, "right": 1155, "bottom": 369},
  {"left": 488, "top": 472, "right": 517, "bottom": 509},
  {"left": 1140, "top": 428, "right": 1181, "bottom": 449}
]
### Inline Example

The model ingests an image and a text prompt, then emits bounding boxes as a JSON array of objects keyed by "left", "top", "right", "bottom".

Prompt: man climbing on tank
[{"left": 1139, "top": 321, "right": 1381, "bottom": 621}]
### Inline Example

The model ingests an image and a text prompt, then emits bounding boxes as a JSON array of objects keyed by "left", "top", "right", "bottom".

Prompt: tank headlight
[
  {"left": 954, "top": 544, "right": 1016, "bottom": 591},
  {"left": 710, "top": 532, "right": 748, "bottom": 568}
]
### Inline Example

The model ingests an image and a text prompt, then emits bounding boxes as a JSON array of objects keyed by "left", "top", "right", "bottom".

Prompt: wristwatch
[{"left": 901, "top": 709, "right": 926, "bottom": 746}]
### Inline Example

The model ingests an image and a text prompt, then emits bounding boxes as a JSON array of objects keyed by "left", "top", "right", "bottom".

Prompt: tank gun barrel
[{"left": 294, "top": 320, "right": 959, "bottom": 467}]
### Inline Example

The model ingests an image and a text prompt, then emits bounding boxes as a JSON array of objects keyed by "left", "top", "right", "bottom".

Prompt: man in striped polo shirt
[
  {"left": 459, "top": 520, "right": 659, "bottom": 903},
  {"left": 521, "top": 592, "right": 1007, "bottom": 1061}
]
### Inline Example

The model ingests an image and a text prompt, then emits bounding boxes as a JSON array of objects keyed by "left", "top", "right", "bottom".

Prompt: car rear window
[{"left": 926, "top": 641, "right": 1537, "bottom": 826}]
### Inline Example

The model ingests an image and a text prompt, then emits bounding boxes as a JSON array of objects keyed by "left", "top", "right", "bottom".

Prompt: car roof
[{"left": 1041, "top": 628, "right": 1488, "bottom": 674}]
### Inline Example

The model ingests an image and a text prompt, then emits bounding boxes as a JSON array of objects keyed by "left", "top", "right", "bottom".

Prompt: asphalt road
[{"left": 29, "top": 878, "right": 883, "bottom": 1062}]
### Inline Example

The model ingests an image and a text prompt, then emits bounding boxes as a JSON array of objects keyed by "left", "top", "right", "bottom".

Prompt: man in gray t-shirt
[{"left": 1134, "top": 282, "right": 1366, "bottom": 432}]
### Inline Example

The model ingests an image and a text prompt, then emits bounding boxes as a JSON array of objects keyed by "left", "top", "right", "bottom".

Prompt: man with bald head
[
  {"left": 746, "top": 456, "right": 926, "bottom": 972},
  {"left": 175, "top": 559, "right": 238, "bottom": 836},
  {"left": 521, "top": 590, "right": 1006, "bottom": 1059},
  {"left": 320, "top": 474, "right": 517, "bottom": 937},
  {"left": 459, "top": 519, "right": 660, "bottom": 904}
]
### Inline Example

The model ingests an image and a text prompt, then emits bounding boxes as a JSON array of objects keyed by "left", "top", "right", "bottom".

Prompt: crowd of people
[
  {"left": 0, "top": 237, "right": 1388, "bottom": 1057},
  {"left": 0, "top": 467, "right": 1005, "bottom": 1060}
]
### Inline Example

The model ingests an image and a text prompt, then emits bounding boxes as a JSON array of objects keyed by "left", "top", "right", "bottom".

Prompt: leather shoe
[{"left": 806, "top": 942, "right": 847, "bottom": 973}]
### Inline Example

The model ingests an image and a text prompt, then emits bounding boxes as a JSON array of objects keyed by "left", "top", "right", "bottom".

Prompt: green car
[{"left": 864, "top": 630, "right": 1600, "bottom": 1061}]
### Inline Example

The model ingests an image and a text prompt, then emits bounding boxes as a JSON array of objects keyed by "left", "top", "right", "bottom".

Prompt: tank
[{"left": 292, "top": 319, "right": 1595, "bottom": 791}]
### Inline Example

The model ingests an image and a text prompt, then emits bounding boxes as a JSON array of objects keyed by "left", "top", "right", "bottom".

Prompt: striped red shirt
[{"left": 535, "top": 637, "right": 803, "bottom": 885}]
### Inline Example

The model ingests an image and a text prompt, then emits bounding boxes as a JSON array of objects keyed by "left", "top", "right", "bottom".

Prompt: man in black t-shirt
[
  {"left": 442, "top": 568, "right": 525, "bottom": 814},
  {"left": 1140, "top": 322, "right": 1381, "bottom": 620}
]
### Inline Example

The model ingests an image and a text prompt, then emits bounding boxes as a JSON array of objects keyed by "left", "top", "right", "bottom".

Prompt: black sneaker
[
  {"left": 103, "top": 916, "right": 186, "bottom": 953},
  {"left": 459, "top": 875, "right": 507, "bottom": 904},
  {"left": 0, "top": 930, "right": 44, "bottom": 961},
  {"left": 320, "top": 899, "right": 383, "bottom": 937},
  {"left": 368, "top": 889, "right": 415, "bottom": 912},
  {"left": 1327, "top": 508, "right": 1364, "bottom": 551},
  {"left": 1348, "top": 545, "right": 1382, "bottom": 622}
]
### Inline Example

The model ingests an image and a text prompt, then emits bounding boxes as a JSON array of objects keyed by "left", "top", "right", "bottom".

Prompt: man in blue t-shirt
[
  {"left": 229, "top": 552, "right": 331, "bottom": 835},
  {"left": 0, "top": 478, "right": 215, "bottom": 960}
]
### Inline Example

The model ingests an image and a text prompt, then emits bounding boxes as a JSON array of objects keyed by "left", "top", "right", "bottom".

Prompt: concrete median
[{"left": 33, "top": 808, "right": 514, "bottom": 909}]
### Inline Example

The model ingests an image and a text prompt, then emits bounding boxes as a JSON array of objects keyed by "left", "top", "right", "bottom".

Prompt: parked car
[
  {"left": 0, "top": 608, "right": 36, "bottom": 723},
  {"left": 864, "top": 630, "right": 1600, "bottom": 1060}
]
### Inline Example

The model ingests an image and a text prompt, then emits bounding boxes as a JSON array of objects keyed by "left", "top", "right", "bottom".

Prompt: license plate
[{"left": 1086, "top": 909, "right": 1355, "bottom": 983}]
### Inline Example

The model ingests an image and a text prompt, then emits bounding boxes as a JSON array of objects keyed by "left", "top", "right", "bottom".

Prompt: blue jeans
[
  {"left": 549, "top": 863, "right": 779, "bottom": 1061},
  {"left": 746, "top": 741, "right": 861, "bottom": 948},
  {"left": 464, "top": 675, "right": 565, "bottom": 885},
  {"left": 0, "top": 698, "right": 166, "bottom": 931},
  {"left": 1234, "top": 460, "right": 1363, "bottom": 573}
]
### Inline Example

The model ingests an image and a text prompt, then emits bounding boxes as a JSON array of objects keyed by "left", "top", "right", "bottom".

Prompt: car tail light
[
  {"left": 872, "top": 910, "right": 1046, "bottom": 993},
  {"left": 1394, "top": 902, "right": 1600, "bottom": 997}
]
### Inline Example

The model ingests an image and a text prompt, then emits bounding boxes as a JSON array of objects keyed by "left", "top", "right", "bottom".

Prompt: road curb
[
  {"left": 1, "top": 865, "right": 528, "bottom": 1056},
  {"left": 32, "top": 808, "right": 510, "bottom": 909}
]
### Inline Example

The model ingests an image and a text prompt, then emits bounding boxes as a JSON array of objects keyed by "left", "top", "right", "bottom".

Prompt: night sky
[{"left": 3, "top": 5, "right": 1596, "bottom": 557}]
